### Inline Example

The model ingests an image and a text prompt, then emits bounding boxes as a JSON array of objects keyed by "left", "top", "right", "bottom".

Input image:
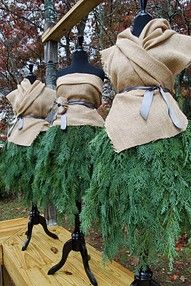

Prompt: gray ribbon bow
[
  {"left": 18, "top": 117, "right": 24, "bottom": 130},
  {"left": 139, "top": 86, "right": 184, "bottom": 129}
]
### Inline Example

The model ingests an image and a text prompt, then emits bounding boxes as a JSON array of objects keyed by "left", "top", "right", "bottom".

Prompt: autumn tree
[{"left": 0, "top": 0, "right": 78, "bottom": 92}]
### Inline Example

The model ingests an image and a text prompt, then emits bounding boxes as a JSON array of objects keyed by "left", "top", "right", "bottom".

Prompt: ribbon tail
[
  {"left": 159, "top": 87, "right": 184, "bottom": 129},
  {"left": 61, "top": 114, "right": 67, "bottom": 130},
  {"left": 139, "top": 90, "right": 154, "bottom": 120},
  {"left": 18, "top": 117, "right": 24, "bottom": 130},
  {"left": 7, "top": 118, "right": 17, "bottom": 137}
]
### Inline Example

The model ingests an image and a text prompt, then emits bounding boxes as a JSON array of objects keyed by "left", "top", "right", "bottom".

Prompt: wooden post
[
  {"left": 44, "top": 0, "right": 58, "bottom": 89},
  {"left": 44, "top": 0, "right": 58, "bottom": 224}
]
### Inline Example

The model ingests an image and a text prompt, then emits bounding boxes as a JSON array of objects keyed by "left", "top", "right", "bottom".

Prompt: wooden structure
[
  {"left": 42, "top": 0, "right": 103, "bottom": 43},
  {"left": 0, "top": 218, "right": 27, "bottom": 286},
  {"left": 0, "top": 218, "right": 134, "bottom": 286}
]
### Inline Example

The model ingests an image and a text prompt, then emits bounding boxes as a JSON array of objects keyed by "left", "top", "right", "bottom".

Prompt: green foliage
[
  {"left": 33, "top": 125, "right": 100, "bottom": 221},
  {"left": 0, "top": 143, "right": 6, "bottom": 196},
  {"left": 81, "top": 122, "right": 191, "bottom": 268},
  {"left": 0, "top": 134, "right": 43, "bottom": 204}
]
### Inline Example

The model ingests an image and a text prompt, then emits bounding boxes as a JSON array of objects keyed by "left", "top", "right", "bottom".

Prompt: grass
[{"left": 0, "top": 194, "right": 29, "bottom": 221}]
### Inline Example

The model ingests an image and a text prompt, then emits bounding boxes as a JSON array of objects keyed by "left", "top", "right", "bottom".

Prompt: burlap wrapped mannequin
[
  {"left": 0, "top": 78, "right": 56, "bottom": 202},
  {"left": 33, "top": 72, "right": 104, "bottom": 220},
  {"left": 81, "top": 19, "right": 191, "bottom": 268}
]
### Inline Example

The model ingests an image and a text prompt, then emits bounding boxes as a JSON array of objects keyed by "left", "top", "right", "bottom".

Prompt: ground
[{"left": 0, "top": 195, "right": 191, "bottom": 286}]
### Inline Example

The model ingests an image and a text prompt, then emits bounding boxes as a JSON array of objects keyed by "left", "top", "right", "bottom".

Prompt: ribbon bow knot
[{"left": 139, "top": 86, "right": 183, "bottom": 129}]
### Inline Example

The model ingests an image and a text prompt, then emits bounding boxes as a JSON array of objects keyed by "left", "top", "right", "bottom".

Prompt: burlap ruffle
[
  {"left": 7, "top": 79, "right": 56, "bottom": 146},
  {"left": 101, "top": 18, "right": 191, "bottom": 152}
]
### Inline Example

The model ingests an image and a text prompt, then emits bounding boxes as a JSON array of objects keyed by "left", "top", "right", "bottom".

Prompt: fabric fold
[{"left": 6, "top": 79, "right": 56, "bottom": 146}]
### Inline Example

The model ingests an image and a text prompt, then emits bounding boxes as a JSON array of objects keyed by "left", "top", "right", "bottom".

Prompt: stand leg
[
  {"left": 48, "top": 239, "right": 73, "bottom": 275},
  {"left": 22, "top": 220, "right": 34, "bottom": 251},
  {"left": 80, "top": 243, "right": 98, "bottom": 286},
  {"left": 130, "top": 267, "right": 160, "bottom": 286},
  {"left": 47, "top": 201, "right": 98, "bottom": 285},
  {"left": 39, "top": 215, "right": 58, "bottom": 239}
]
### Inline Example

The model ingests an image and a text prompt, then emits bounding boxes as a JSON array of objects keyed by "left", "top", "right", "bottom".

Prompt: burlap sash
[
  {"left": 101, "top": 18, "right": 191, "bottom": 152},
  {"left": 53, "top": 73, "right": 104, "bottom": 128},
  {"left": 7, "top": 79, "right": 56, "bottom": 146}
]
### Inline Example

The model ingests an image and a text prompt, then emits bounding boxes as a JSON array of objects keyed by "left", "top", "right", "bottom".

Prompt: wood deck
[{"left": 0, "top": 218, "right": 134, "bottom": 286}]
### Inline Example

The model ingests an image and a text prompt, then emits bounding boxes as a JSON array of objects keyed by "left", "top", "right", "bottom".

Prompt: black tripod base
[
  {"left": 130, "top": 267, "right": 160, "bottom": 286},
  {"left": 48, "top": 201, "right": 97, "bottom": 286},
  {"left": 48, "top": 236, "right": 97, "bottom": 286},
  {"left": 22, "top": 204, "right": 59, "bottom": 251}
]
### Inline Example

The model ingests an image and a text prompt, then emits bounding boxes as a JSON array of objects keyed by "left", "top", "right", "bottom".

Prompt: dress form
[
  {"left": 2, "top": 63, "right": 58, "bottom": 250},
  {"left": 81, "top": 2, "right": 191, "bottom": 286},
  {"left": 33, "top": 37, "right": 104, "bottom": 286},
  {"left": 26, "top": 64, "right": 37, "bottom": 84},
  {"left": 131, "top": 0, "right": 153, "bottom": 37},
  {"left": 57, "top": 37, "right": 105, "bottom": 81}
]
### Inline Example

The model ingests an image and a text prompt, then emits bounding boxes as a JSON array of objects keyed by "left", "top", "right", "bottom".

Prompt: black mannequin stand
[
  {"left": 22, "top": 204, "right": 59, "bottom": 251},
  {"left": 131, "top": 1, "right": 159, "bottom": 284},
  {"left": 48, "top": 201, "right": 98, "bottom": 286},
  {"left": 130, "top": 267, "right": 160, "bottom": 286}
]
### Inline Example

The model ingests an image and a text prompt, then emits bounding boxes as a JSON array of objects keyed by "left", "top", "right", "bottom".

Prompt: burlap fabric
[
  {"left": 101, "top": 18, "right": 191, "bottom": 152},
  {"left": 53, "top": 73, "right": 104, "bottom": 127},
  {"left": 7, "top": 79, "right": 56, "bottom": 146}
]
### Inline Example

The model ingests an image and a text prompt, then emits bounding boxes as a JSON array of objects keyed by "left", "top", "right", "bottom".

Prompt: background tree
[{"left": 0, "top": 0, "right": 77, "bottom": 91}]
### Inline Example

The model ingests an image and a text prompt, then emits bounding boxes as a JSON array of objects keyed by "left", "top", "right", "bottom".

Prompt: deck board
[
  {"left": 0, "top": 218, "right": 27, "bottom": 266},
  {"left": 0, "top": 218, "right": 27, "bottom": 246},
  {"left": 1, "top": 219, "right": 134, "bottom": 285}
]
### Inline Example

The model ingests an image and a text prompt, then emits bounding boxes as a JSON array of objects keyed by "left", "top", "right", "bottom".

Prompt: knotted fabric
[
  {"left": 53, "top": 73, "right": 104, "bottom": 128},
  {"left": 6, "top": 79, "right": 56, "bottom": 146},
  {"left": 101, "top": 18, "right": 190, "bottom": 152}
]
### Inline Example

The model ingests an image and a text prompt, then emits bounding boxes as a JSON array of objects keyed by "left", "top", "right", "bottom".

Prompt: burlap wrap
[
  {"left": 53, "top": 73, "right": 104, "bottom": 127},
  {"left": 6, "top": 79, "right": 56, "bottom": 146},
  {"left": 101, "top": 18, "right": 191, "bottom": 152}
]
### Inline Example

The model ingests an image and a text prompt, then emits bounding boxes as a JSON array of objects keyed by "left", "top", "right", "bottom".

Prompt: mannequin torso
[
  {"left": 26, "top": 74, "right": 37, "bottom": 84},
  {"left": 131, "top": 11, "right": 153, "bottom": 37},
  {"left": 25, "top": 64, "right": 37, "bottom": 84},
  {"left": 57, "top": 50, "right": 105, "bottom": 81}
]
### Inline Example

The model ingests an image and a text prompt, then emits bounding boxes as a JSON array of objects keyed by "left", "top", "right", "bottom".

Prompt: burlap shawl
[
  {"left": 53, "top": 73, "right": 104, "bottom": 127},
  {"left": 7, "top": 79, "right": 56, "bottom": 146},
  {"left": 101, "top": 18, "right": 191, "bottom": 152}
]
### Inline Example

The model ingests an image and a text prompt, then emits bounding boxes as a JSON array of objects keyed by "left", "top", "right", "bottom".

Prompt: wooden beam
[{"left": 42, "top": 0, "right": 103, "bottom": 43}]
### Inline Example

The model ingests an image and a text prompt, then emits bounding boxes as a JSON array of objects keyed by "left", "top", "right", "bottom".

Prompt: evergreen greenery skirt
[
  {"left": 81, "top": 122, "right": 191, "bottom": 268},
  {"left": 33, "top": 125, "right": 100, "bottom": 220},
  {"left": 0, "top": 134, "right": 43, "bottom": 203}
]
